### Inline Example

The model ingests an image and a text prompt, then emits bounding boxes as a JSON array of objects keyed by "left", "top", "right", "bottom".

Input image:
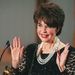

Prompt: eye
[{"left": 37, "top": 23, "right": 42, "bottom": 27}]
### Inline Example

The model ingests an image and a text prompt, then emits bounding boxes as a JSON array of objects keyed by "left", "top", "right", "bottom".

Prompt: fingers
[
  {"left": 18, "top": 37, "right": 21, "bottom": 48},
  {"left": 10, "top": 36, "right": 24, "bottom": 53},
  {"left": 63, "top": 43, "right": 70, "bottom": 54},
  {"left": 12, "top": 37, "right": 17, "bottom": 48},
  {"left": 11, "top": 36, "right": 21, "bottom": 48},
  {"left": 56, "top": 43, "right": 70, "bottom": 71},
  {"left": 60, "top": 43, "right": 70, "bottom": 65}
]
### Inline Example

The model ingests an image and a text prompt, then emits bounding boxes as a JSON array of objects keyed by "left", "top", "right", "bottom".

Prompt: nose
[{"left": 42, "top": 26, "right": 47, "bottom": 33}]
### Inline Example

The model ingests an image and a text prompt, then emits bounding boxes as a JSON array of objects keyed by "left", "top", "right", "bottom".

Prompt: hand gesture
[
  {"left": 10, "top": 37, "right": 24, "bottom": 68},
  {"left": 56, "top": 43, "right": 70, "bottom": 72}
]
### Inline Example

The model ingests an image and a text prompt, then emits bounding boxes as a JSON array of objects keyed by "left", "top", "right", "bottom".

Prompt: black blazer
[{"left": 12, "top": 43, "right": 75, "bottom": 75}]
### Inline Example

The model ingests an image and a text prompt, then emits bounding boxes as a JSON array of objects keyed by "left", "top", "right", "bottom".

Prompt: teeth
[{"left": 41, "top": 34, "right": 48, "bottom": 38}]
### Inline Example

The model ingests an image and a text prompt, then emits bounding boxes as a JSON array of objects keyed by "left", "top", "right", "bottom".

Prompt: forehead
[
  {"left": 37, "top": 20, "right": 57, "bottom": 29},
  {"left": 37, "top": 17, "right": 57, "bottom": 28},
  {"left": 38, "top": 20, "right": 46, "bottom": 24},
  {"left": 38, "top": 20, "right": 48, "bottom": 26}
]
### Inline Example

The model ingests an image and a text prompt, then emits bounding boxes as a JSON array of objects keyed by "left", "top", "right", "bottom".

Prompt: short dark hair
[{"left": 33, "top": 2, "right": 65, "bottom": 36}]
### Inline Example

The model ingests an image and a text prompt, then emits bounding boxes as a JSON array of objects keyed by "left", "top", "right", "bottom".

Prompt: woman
[{"left": 10, "top": 2, "right": 75, "bottom": 75}]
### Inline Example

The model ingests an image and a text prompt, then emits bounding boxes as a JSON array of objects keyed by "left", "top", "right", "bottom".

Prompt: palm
[
  {"left": 11, "top": 47, "right": 22, "bottom": 61},
  {"left": 56, "top": 44, "right": 69, "bottom": 68},
  {"left": 10, "top": 37, "right": 24, "bottom": 63}
]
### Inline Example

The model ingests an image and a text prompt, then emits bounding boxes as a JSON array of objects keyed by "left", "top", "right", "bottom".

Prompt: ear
[{"left": 56, "top": 27, "right": 59, "bottom": 33}]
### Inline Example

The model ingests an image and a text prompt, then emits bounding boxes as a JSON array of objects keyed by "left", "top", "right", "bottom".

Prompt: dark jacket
[{"left": 12, "top": 43, "right": 75, "bottom": 75}]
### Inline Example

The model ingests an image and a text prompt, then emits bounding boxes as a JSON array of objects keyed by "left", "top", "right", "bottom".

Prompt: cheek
[
  {"left": 37, "top": 28, "right": 41, "bottom": 33},
  {"left": 36, "top": 28, "right": 40, "bottom": 35},
  {"left": 48, "top": 30, "right": 56, "bottom": 36}
]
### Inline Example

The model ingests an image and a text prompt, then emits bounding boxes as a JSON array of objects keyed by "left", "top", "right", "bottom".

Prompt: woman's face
[{"left": 37, "top": 20, "right": 57, "bottom": 43}]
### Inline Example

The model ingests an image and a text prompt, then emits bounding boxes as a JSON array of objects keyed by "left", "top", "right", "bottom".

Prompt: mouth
[{"left": 41, "top": 34, "right": 49, "bottom": 38}]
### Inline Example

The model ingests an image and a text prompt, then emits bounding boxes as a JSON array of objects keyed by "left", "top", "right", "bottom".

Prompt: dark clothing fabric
[{"left": 13, "top": 43, "right": 75, "bottom": 75}]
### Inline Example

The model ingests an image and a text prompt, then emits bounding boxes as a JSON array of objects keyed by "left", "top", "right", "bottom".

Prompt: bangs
[{"left": 36, "top": 16, "right": 58, "bottom": 28}]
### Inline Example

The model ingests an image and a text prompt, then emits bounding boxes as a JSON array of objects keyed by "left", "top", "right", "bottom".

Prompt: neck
[
  {"left": 41, "top": 37, "right": 57, "bottom": 51},
  {"left": 41, "top": 41, "right": 55, "bottom": 54},
  {"left": 37, "top": 37, "right": 64, "bottom": 54}
]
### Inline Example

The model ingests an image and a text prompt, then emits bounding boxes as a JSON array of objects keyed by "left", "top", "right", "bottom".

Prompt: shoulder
[
  {"left": 67, "top": 46, "right": 75, "bottom": 60},
  {"left": 65, "top": 46, "right": 75, "bottom": 73},
  {"left": 26, "top": 43, "right": 38, "bottom": 50},
  {"left": 25, "top": 43, "right": 38, "bottom": 54},
  {"left": 68, "top": 46, "right": 75, "bottom": 51},
  {"left": 67, "top": 46, "right": 75, "bottom": 58},
  {"left": 67, "top": 46, "right": 75, "bottom": 61}
]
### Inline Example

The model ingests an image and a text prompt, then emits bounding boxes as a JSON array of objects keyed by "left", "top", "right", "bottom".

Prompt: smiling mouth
[{"left": 41, "top": 34, "right": 49, "bottom": 38}]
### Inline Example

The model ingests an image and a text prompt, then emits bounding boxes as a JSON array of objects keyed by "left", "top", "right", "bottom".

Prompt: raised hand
[
  {"left": 10, "top": 37, "right": 24, "bottom": 68},
  {"left": 56, "top": 43, "right": 70, "bottom": 72}
]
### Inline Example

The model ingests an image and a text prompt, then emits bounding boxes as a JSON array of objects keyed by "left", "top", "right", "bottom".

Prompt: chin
[
  {"left": 39, "top": 36, "right": 50, "bottom": 42},
  {"left": 41, "top": 39, "right": 49, "bottom": 42}
]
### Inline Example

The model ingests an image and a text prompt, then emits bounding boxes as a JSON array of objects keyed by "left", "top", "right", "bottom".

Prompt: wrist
[
  {"left": 12, "top": 60, "right": 19, "bottom": 69},
  {"left": 59, "top": 65, "right": 66, "bottom": 72}
]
